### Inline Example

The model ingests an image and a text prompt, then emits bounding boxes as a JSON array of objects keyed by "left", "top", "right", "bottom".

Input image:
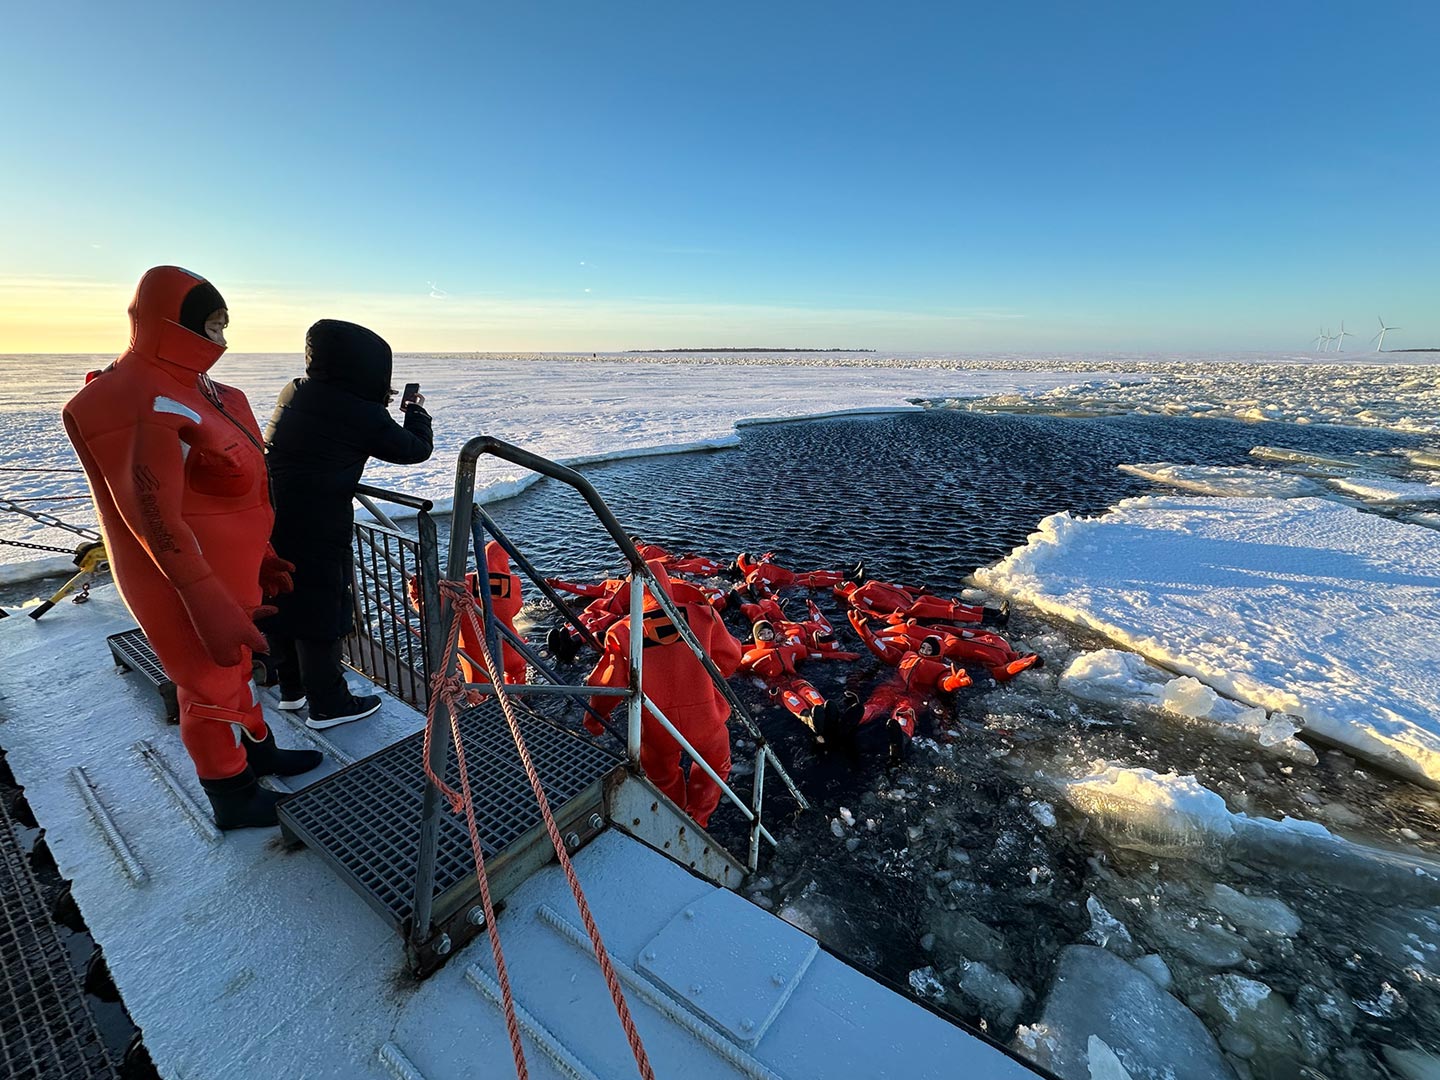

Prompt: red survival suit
[
  {"left": 736, "top": 552, "right": 848, "bottom": 598},
  {"left": 62, "top": 267, "right": 282, "bottom": 784},
  {"left": 586, "top": 563, "right": 743, "bottom": 827},
  {"left": 851, "top": 611, "right": 1042, "bottom": 682},
  {"left": 739, "top": 621, "right": 832, "bottom": 740},
  {"left": 860, "top": 641, "right": 972, "bottom": 740},
  {"left": 632, "top": 540, "right": 726, "bottom": 577},
  {"left": 836, "top": 578, "right": 989, "bottom": 626},
  {"left": 550, "top": 573, "right": 725, "bottom": 650},
  {"left": 478, "top": 541, "right": 526, "bottom": 685},
  {"left": 738, "top": 596, "right": 860, "bottom": 661}
]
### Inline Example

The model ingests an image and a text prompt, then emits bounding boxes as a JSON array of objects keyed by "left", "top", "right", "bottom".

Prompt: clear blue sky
[{"left": 3, "top": 0, "right": 1437, "bottom": 351}]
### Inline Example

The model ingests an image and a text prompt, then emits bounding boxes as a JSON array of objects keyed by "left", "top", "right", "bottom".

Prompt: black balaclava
[{"left": 177, "top": 281, "right": 226, "bottom": 337}]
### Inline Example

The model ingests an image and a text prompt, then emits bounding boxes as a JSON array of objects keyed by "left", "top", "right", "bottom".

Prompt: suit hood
[
  {"left": 127, "top": 265, "right": 227, "bottom": 374},
  {"left": 304, "top": 319, "right": 393, "bottom": 403}
]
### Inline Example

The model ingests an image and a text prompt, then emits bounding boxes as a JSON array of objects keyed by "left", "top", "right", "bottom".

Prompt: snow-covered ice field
[{"left": 977, "top": 496, "right": 1440, "bottom": 786}]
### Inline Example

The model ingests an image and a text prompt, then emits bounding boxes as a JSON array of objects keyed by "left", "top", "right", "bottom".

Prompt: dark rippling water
[{"left": 473, "top": 410, "right": 1440, "bottom": 1080}]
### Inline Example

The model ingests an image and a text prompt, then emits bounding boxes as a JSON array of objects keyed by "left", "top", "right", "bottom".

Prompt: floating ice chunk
[
  {"left": 955, "top": 959, "right": 1026, "bottom": 1030},
  {"left": 838, "top": 806, "right": 855, "bottom": 827},
  {"left": 1130, "top": 954, "right": 1172, "bottom": 990},
  {"left": 1086, "top": 1035, "right": 1136, "bottom": 1080},
  {"left": 1355, "top": 981, "right": 1407, "bottom": 1018},
  {"left": 1208, "top": 884, "right": 1302, "bottom": 937},
  {"left": 1015, "top": 945, "right": 1232, "bottom": 1080},
  {"left": 1060, "top": 651, "right": 1312, "bottom": 762},
  {"left": 1327, "top": 475, "right": 1440, "bottom": 504},
  {"left": 829, "top": 818, "right": 845, "bottom": 838},
  {"left": 1194, "top": 975, "right": 1300, "bottom": 1067},
  {"left": 908, "top": 966, "right": 946, "bottom": 1001},
  {"left": 1084, "top": 895, "right": 1138, "bottom": 957},
  {"left": 1383, "top": 1045, "right": 1440, "bottom": 1080},
  {"left": 1030, "top": 801, "right": 1058, "bottom": 828},
  {"left": 1118, "top": 462, "right": 1319, "bottom": 499}
]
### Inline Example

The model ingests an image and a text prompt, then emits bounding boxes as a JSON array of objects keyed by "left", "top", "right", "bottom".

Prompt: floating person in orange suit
[
  {"left": 547, "top": 571, "right": 725, "bottom": 661},
  {"left": 858, "top": 636, "right": 972, "bottom": 745},
  {"left": 733, "top": 551, "right": 853, "bottom": 598},
  {"left": 850, "top": 611, "right": 1042, "bottom": 682},
  {"left": 836, "top": 576, "right": 1009, "bottom": 628},
  {"left": 62, "top": 266, "right": 321, "bottom": 830},
  {"left": 585, "top": 562, "right": 743, "bottom": 827},
  {"left": 738, "top": 620, "right": 858, "bottom": 743},
  {"left": 406, "top": 540, "right": 526, "bottom": 688},
  {"left": 630, "top": 538, "right": 727, "bottom": 577}
]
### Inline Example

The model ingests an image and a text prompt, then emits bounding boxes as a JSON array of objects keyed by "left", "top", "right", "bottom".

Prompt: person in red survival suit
[
  {"left": 629, "top": 538, "right": 727, "bottom": 577},
  {"left": 835, "top": 577, "right": 1009, "bottom": 628},
  {"left": 858, "top": 636, "right": 971, "bottom": 748},
  {"left": 585, "top": 562, "right": 743, "bottom": 827},
  {"left": 850, "top": 611, "right": 1043, "bottom": 682},
  {"left": 734, "top": 552, "right": 853, "bottom": 599},
  {"left": 546, "top": 572, "right": 725, "bottom": 662},
  {"left": 739, "top": 620, "right": 857, "bottom": 743},
  {"left": 736, "top": 597, "right": 861, "bottom": 661},
  {"left": 406, "top": 540, "right": 527, "bottom": 687},
  {"left": 62, "top": 267, "right": 322, "bottom": 830}
]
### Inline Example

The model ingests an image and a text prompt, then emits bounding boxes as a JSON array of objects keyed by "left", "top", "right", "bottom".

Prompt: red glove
[
  {"left": 584, "top": 716, "right": 606, "bottom": 737},
  {"left": 178, "top": 574, "right": 272, "bottom": 667},
  {"left": 259, "top": 554, "right": 296, "bottom": 597}
]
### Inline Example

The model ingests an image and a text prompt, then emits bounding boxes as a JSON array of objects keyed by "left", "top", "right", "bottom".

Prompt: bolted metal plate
[
  {"left": 278, "top": 699, "right": 622, "bottom": 932},
  {"left": 0, "top": 792, "right": 117, "bottom": 1079},
  {"left": 637, "top": 887, "right": 818, "bottom": 1048}
]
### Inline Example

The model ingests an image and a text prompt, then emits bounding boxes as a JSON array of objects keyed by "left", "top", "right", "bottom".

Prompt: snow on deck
[{"left": 975, "top": 496, "right": 1440, "bottom": 787}]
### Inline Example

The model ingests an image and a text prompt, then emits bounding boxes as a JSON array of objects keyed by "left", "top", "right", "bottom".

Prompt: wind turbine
[
  {"left": 1335, "top": 320, "right": 1351, "bottom": 352},
  {"left": 1372, "top": 316, "right": 1400, "bottom": 352},
  {"left": 1311, "top": 328, "right": 1326, "bottom": 350},
  {"left": 1320, "top": 329, "right": 1334, "bottom": 351}
]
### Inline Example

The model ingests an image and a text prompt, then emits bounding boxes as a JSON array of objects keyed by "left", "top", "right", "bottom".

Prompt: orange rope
[{"left": 423, "top": 579, "right": 655, "bottom": 1080}]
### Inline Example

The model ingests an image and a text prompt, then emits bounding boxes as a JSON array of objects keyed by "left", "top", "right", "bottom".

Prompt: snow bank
[
  {"left": 1117, "top": 463, "right": 1319, "bottom": 499},
  {"left": 978, "top": 496, "right": 1440, "bottom": 786},
  {"left": 1060, "top": 649, "right": 1313, "bottom": 762}
]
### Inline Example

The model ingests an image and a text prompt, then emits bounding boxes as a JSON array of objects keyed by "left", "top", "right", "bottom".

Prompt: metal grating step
[
  {"left": 105, "top": 628, "right": 177, "bottom": 723},
  {"left": 278, "top": 699, "right": 622, "bottom": 936},
  {"left": 0, "top": 794, "right": 117, "bottom": 1080}
]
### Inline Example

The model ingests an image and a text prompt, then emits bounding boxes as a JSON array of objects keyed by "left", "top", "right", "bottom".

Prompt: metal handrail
[{"left": 410, "top": 437, "right": 808, "bottom": 952}]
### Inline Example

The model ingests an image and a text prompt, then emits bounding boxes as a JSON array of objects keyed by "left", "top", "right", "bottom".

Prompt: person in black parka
[{"left": 262, "top": 320, "right": 434, "bottom": 728}]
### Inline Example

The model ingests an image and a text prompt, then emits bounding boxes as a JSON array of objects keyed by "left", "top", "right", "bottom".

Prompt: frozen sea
[{"left": 4, "top": 349, "right": 1440, "bottom": 1078}]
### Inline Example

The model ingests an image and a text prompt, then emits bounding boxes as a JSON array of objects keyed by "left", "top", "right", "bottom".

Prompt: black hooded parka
[{"left": 263, "top": 320, "right": 433, "bottom": 639}]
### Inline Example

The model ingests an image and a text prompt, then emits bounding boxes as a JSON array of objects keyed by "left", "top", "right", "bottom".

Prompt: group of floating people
[{"left": 455, "top": 537, "right": 1043, "bottom": 826}]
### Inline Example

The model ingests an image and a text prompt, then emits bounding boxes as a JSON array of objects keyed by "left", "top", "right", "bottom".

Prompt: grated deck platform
[
  {"left": 105, "top": 628, "right": 177, "bottom": 723},
  {"left": 278, "top": 698, "right": 622, "bottom": 936},
  {"left": 0, "top": 794, "right": 116, "bottom": 1080}
]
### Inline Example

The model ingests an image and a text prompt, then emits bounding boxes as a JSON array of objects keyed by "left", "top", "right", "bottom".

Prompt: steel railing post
[{"left": 627, "top": 574, "right": 645, "bottom": 765}]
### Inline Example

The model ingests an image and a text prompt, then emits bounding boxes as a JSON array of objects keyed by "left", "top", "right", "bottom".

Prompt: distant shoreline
[
  {"left": 628, "top": 347, "right": 876, "bottom": 354},
  {"left": 1389, "top": 348, "right": 1440, "bottom": 353}
]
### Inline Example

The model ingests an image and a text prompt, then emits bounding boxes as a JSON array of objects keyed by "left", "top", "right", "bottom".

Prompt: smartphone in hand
[{"left": 400, "top": 382, "right": 421, "bottom": 412}]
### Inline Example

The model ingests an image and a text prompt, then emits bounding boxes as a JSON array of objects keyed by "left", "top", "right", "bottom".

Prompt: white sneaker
[{"left": 276, "top": 695, "right": 308, "bottom": 711}]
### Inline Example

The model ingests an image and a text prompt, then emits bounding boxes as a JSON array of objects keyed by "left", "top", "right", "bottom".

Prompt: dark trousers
[{"left": 268, "top": 634, "right": 352, "bottom": 714}]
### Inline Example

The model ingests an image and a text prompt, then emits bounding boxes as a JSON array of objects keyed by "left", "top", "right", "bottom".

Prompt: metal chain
[
  {"left": 0, "top": 536, "right": 80, "bottom": 556},
  {"left": 0, "top": 498, "right": 102, "bottom": 541}
]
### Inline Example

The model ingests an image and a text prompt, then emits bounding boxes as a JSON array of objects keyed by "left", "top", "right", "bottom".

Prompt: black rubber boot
[
  {"left": 850, "top": 560, "right": 867, "bottom": 585},
  {"left": 547, "top": 625, "right": 579, "bottom": 663},
  {"left": 982, "top": 600, "right": 1011, "bottom": 629},
  {"left": 200, "top": 768, "right": 281, "bottom": 831},
  {"left": 245, "top": 728, "right": 323, "bottom": 778}
]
